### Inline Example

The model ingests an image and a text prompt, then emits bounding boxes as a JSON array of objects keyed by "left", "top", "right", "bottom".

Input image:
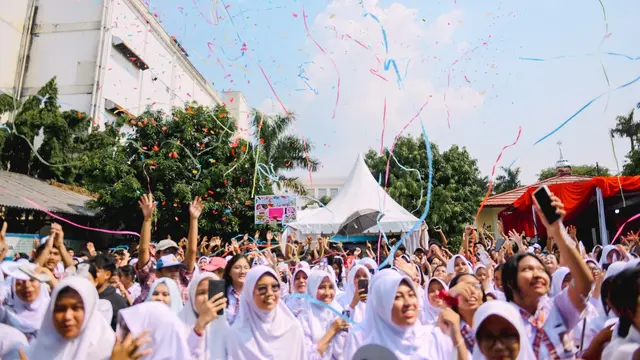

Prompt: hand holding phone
[
  {"left": 357, "top": 278, "right": 369, "bottom": 295},
  {"left": 533, "top": 186, "right": 561, "bottom": 225},
  {"left": 208, "top": 279, "right": 226, "bottom": 316}
]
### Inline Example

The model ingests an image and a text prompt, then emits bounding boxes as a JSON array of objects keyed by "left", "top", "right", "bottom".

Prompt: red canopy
[{"left": 499, "top": 176, "right": 640, "bottom": 237}]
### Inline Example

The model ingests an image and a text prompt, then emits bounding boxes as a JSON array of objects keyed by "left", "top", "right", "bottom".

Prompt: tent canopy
[{"left": 288, "top": 154, "right": 421, "bottom": 235}]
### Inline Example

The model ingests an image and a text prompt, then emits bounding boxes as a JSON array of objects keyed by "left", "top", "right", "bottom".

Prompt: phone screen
[
  {"left": 208, "top": 279, "right": 226, "bottom": 315},
  {"left": 533, "top": 186, "right": 561, "bottom": 224},
  {"left": 358, "top": 278, "right": 369, "bottom": 294}
]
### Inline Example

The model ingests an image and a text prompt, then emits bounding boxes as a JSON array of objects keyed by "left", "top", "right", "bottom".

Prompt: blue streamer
[
  {"left": 377, "top": 120, "right": 433, "bottom": 270},
  {"left": 389, "top": 153, "right": 423, "bottom": 214},
  {"left": 520, "top": 52, "right": 640, "bottom": 62},
  {"left": 361, "top": 8, "right": 403, "bottom": 88},
  {"left": 288, "top": 293, "right": 356, "bottom": 324},
  {"left": 296, "top": 61, "right": 319, "bottom": 94},
  {"left": 533, "top": 73, "right": 640, "bottom": 145}
]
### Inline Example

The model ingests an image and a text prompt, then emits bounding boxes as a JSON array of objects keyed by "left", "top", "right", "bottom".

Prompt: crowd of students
[{"left": 0, "top": 191, "right": 639, "bottom": 360}]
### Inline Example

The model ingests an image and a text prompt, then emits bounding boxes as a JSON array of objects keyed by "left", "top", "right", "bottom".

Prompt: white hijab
[
  {"left": 337, "top": 264, "right": 369, "bottom": 323},
  {"left": 118, "top": 302, "right": 191, "bottom": 360},
  {"left": 178, "top": 272, "right": 228, "bottom": 360},
  {"left": 447, "top": 255, "right": 473, "bottom": 274},
  {"left": 25, "top": 276, "right": 115, "bottom": 360},
  {"left": 471, "top": 301, "right": 536, "bottom": 360},
  {"left": 1, "top": 277, "right": 51, "bottom": 340},
  {"left": 300, "top": 270, "right": 344, "bottom": 359},
  {"left": 146, "top": 277, "right": 183, "bottom": 313},
  {"left": 362, "top": 270, "right": 433, "bottom": 360},
  {"left": 285, "top": 267, "right": 310, "bottom": 316},
  {"left": 599, "top": 245, "right": 620, "bottom": 267},
  {"left": 359, "top": 258, "right": 378, "bottom": 274},
  {"left": 226, "top": 265, "right": 307, "bottom": 360},
  {"left": 423, "top": 277, "right": 447, "bottom": 325},
  {"left": 550, "top": 266, "right": 571, "bottom": 297},
  {"left": 0, "top": 323, "right": 28, "bottom": 358}
]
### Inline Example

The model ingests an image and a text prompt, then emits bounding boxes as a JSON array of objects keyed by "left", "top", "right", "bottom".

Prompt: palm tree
[
  {"left": 611, "top": 109, "right": 640, "bottom": 150},
  {"left": 493, "top": 166, "right": 522, "bottom": 194},
  {"left": 251, "top": 110, "right": 320, "bottom": 195}
]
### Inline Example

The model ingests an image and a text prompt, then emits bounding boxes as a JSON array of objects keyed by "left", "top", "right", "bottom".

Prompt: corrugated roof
[
  {"left": 0, "top": 171, "right": 97, "bottom": 217},
  {"left": 485, "top": 175, "right": 592, "bottom": 207}
]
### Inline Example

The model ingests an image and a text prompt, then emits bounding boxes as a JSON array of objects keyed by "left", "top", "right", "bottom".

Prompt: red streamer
[
  {"left": 612, "top": 212, "right": 640, "bottom": 244},
  {"left": 257, "top": 63, "right": 289, "bottom": 117}
]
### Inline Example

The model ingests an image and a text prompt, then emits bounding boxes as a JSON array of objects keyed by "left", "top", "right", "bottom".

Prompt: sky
[{"left": 146, "top": 0, "right": 639, "bottom": 184}]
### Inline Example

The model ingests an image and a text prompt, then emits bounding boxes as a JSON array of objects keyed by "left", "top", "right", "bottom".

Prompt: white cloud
[{"left": 284, "top": 0, "right": 484, "bottom": 175}]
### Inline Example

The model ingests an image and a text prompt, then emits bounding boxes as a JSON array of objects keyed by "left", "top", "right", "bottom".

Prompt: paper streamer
[
  {"left": 257, "top": 64, "right": 289, "bottom": 117},
  {"left": 288, "top": 293, "right": 356, "bottom": 324},
  {"left": 361, "top": 11, "right": 403, "bottom": 87},
  {"left": 474, "top": 126, "right": 522, "bottom": 222},
  {"left": 533, "top": 73, "right": 640, "bottom": 146},
  {"left": 609, "top": 132, "right": 626, "bottom": 208},
  {"left": 296, "top": 61, "right": 319, "bottom": 94},
  {"left": 520, "top": 52, "right": 640, "bottom": 62},
  {"left": 377, "top": 120, "right": 433, "bottom": 270},
  {"left": 389, "top": 153, "right": 424, "bottom": 214},
  {"left": 380, "top": 98, "right": 387, "bottom": 154},
  {"left": 611, "top": 213, "right": 640, "bottom": 244},
  {"left": 0, "top": 186, "right": 141, "bottom": 237},
  {"left": 303, "top": 7, "right": 341, "bottom": 119}
]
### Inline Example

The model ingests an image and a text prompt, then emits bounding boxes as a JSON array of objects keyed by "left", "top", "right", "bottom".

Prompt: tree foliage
[
  {"left": 611, "top": 104, "right": 640, "bottom": 176},
  {"left": 493, "top": 166, "right": 522, "bottom": 194},
  {"left": 623, "top": 150, "right": 640, "bottom": 175},
  {"left": 537, "top": 164, "right": 611, "bottom": 181},
  {"left": 365, "top": 135, "right": 487, "bottom": 251}
]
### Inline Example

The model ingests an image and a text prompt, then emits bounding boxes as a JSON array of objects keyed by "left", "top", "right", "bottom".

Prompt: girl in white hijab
[
  {"left": 599, "top": 245, "right": 622, "bottom": 268},
  {"left": 0, "top": 324, "right": 28, "bottom": 358},
  {"left": 360, "top": 270, "right": 462, "bottom": 360},
  {"left": 359, "top": 258, "right": 378, "bottom": 274},
  {"left": 550, "top": 267, "right": 571, "bottom": 297},
  {"left": 178, "top": 272, "right": 229, "bottom": 360},
  {"left": 337, "top": 264, "right": 370, "bottom": 323},
  {"left": 471, "top": 301, "right": 536, "bottom": 360},
  {"left": 145, "top": 277, "right": 183, "bottom": 313},
  {"left": 299, "top": 270, "right": 348, "bottom": 360},
  {"left": 423, "top": 277, "right": 447, "bottom": 325},
  {"left": 0, "top": 271, "right": 50, "bottom": 341},
  {"left": 226, "top": 265, "right": 307, "bottom": 360},
  {"left": 447, "top": 255, "right": 472, "bottom": 275},
  {"left": 285, "top": 267, "right": 310, "bottom": 317},
  {"left": 118, "top": 301, "right": 193, "bottom": 360},
  {"left": 22, "top": 276, "right": 115, "bottom": 360}
]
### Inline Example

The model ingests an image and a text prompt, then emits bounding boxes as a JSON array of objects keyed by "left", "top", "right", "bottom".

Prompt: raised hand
[
  {"left": 189, "top": 196, "right": 204, "bottom": 219},
  {"left": 138, "top": 194, "right": 156, "bottom": 220},
  {"left": 111, "top": 330, "right": 152, "bottom": 360}
]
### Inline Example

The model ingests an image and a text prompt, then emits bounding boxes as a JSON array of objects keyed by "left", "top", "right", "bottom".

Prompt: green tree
[
  {"left": 365, "top": 135, "right": 487, "bottom": 252},
  {"left": 611, "top": 108, "right": 639, "bottom": 150},
  {"left": 85, "top": 103, "right": 270, "bottom": 238},
  {"left": 493, "top": 166, "right": 522, "bottom": 194},
  {"left": 319, "top": 195, "right": 332, "bottom": 205},
  {"left": 537, "top": 164, "right": 611, "bottom": 181},
  {"left": 251, "top": 111, "right": 320, "bottom": 195},
  {"left": 623, "top": 149, "right": 640, "bottom": 175}
]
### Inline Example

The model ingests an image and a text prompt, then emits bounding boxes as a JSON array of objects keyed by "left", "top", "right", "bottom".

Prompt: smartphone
[
  {"left": 533, "top": 185, "right": 561, "bottom": 224},
  {"left": 358, "top": 278, "right": 369, "bottom": 294},
  {"left": 341, "top": 310, "right": 351, "bottom": 332},
  {"left": 208, "top": 279, "right": 226, "bottom": 315}
]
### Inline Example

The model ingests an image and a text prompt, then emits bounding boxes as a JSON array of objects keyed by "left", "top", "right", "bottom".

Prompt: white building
[
  {"left": 0, "top": 0, "right": 250, "bottom": 138},
  {"left": 301, "top": 176, "right": 346, "bottom": 200}
]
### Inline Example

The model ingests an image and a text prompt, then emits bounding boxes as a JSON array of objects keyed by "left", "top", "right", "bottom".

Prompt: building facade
[{"left": 0, "top": 0, "right": 249, "bottom": 137}]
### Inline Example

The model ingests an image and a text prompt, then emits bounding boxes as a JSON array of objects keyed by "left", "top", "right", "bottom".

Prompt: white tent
[{"left": 287, "top": 154, "right": 427, "bottom": 250}]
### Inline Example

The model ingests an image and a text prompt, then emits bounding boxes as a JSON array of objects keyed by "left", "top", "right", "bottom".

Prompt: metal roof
[
  {"left": 0, "top": 171, "right": 97, "bottom": 217},
  {"left": 485, "top": 174, "right": 592, "bottom": 207}
]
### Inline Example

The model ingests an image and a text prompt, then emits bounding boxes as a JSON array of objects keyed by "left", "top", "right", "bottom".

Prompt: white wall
[
  {"left": 0, "top": 0, "right": 31, "bottom": 92},
  {"left": 223, "top": 91, "right": 251, "bottom": 140}
]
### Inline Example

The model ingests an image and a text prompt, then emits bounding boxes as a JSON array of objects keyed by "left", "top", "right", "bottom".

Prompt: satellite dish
[{"left": 352, "top": 344, "right": 398, "bottom": 360}]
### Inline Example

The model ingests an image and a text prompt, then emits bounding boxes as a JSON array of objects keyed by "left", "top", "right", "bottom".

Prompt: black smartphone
[
  {"left": 208, "top": 279, "right": 226, "bottom": 315},
  {"left": 533, "top": 185, "right": 561, "bottom": 224},
  {"left": 341, "top": 310, "right": 351, "bottom": 332},
  {"left": 358, "top": 278, "right": 369, "bottom": 295}
]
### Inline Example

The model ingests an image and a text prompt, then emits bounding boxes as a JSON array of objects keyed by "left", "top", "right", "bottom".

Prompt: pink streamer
[
  {"left": 257, "top": 64, "right": 289, "bottom": 117},
  {"left": 380, "top": 98, "right": 387, "bottom": 154},
  {"left": 303, "top": 7, "right": 341, "bottom": 119},
  {"left": 0, "top": 186, "right": 141, "bottom": 237},
  {"left": 612, "top": 213, "right": 640, "bottom": 244}
]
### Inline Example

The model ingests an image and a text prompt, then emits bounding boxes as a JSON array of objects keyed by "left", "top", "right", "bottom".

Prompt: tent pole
[{"left": 596, "top": 187, "right": 609, "bottom": 245}]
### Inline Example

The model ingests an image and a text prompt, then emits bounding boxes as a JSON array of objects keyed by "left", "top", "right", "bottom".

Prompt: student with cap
[
  {"left": 201, "top": 257, "right": 227, "bottom": 278},
  {"left": 134, "top": 194, "right": 204, "bottom": 304}
]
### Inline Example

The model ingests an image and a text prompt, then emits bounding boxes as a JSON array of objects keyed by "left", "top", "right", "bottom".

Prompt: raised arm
[
  {"left": 51, "top": 223, "right": 74, "bottom": 269},
  {"left": 534, "top": 194, "right": 593, "bottom": 312},
  {"left": 185, "top": 196, "right": 204, "bottom": 272},
  {"left": 137, "top": 194, "right": 156, "bottom": 270}
]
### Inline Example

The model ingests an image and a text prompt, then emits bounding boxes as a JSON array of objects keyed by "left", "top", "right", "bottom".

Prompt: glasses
[
  {"left": 477, "top": 333, "right": 519, "bottom": 346},
  {"left": 256, "top": 283, "right": 280, "bottom": 295}
]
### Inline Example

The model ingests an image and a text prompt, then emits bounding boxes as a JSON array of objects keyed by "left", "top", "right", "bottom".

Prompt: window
[
  {"left": 112, "top": 36, "right": 149, "bottom": 70},
  {"left": 330, "top": 188, "right": 339, "bottom": 198},
  {"left": 318, "top": 189, "right": 327, "bottom": 198}
]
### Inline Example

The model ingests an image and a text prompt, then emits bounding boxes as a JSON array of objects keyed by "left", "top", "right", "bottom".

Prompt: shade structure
[
  {"left": 288, "top": 154, "right": 423, "bottom": 235},
  {"left": 337, "top": 209, "right": 384, "bottom": 235}
]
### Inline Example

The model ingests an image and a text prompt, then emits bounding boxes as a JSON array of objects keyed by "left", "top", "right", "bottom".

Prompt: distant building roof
[
  {"left": 485, "top": 175, "right": 592, "bottom": 207},
  {"left": 0, "top": 171, "right": 97, "bottom": 217}
]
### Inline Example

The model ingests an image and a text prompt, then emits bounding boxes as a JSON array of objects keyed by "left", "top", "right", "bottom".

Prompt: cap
[
  {"left": 155, "top": 254, "right": 185, "bottom": 270},
  {"left": 156, "top": 239, "right": 179, "bottom": 252},
  {"left": 202, "top": 257, "right": 227, "bottom": 272}
]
